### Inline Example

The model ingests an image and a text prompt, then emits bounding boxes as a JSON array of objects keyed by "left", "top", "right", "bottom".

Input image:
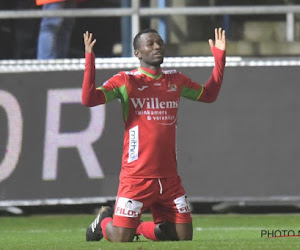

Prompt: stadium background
[{"left": 1, "top": 0, "right": 300, "bottom": 215}]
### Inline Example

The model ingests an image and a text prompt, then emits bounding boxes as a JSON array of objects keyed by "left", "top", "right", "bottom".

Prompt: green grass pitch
[{"left": 1, "top": 213, "right": 300, "bottom": 249}]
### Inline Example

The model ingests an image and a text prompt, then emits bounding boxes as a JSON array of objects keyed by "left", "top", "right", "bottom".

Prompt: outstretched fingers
[
  {"left": 83, "top": 31, "right": 96, "bottom": 53},
  {"left": 209, "top": 27, "right": 226, "bottom": 51},
  {"left": 215, "top": 28, "right": 219, "bottom": 41},
  {"left": 220, "top": 28, "right": 226, "bottom": 43}
]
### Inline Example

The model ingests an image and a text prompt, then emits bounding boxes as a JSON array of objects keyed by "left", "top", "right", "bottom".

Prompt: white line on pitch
[{"left": 196, "top": 227, "right": 265, "bottom": 231}]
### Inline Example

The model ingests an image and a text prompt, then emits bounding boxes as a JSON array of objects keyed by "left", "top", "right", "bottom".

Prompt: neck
[
  {"left": 139, "top": 61, "right": 161, "bottom": 71},
  {"left": 138, "top": 66, "right": 163, "bottom": 79}
]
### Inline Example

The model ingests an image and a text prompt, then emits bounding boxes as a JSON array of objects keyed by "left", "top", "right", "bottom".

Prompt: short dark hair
[{"left": 133, "top": 28, "right": 159, "bottom": 50}]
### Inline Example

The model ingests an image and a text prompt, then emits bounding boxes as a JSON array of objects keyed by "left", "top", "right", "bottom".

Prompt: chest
[{"left": 126, "top": 75, "right": 181, "bottom": 100}]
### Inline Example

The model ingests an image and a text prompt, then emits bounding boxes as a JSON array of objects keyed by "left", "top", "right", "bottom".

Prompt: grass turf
[{"left": 1, "top": 213, "right": 300, "bottom": 249}]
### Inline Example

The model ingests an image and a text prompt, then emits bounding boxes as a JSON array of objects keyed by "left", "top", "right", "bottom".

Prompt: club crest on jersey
[{"left": 167, "top": 83, "right": 177, "bottom": 92}]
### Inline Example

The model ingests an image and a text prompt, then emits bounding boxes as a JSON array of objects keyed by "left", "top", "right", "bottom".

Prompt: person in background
[
  {"left": 36, "top": 0, "right": 77, "bottom": 59},
  {"left": 14, "top": 0, "right": 39, "bottom": 59},
  {"left": 0, "top": 0, "right": 39, "bottom": 59}
]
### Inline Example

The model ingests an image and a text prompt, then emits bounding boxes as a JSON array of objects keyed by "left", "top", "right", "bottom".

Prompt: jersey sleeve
[
  {"left": 180, "top": 47, "right": 226, "bottom": 103},
  {"left": 97, "top": 73, "right": 126, "bottom": 103},
  {"left": 82, "top": 52, "right": 125, "bottom": 107},
  {"left": 82, "top": 52, "right": 106, "bottom": 107},
  {"left": 198, "top": 47, "right": 226, "bottom": 103},
  {"left": 180, "top": 73, "right": 204, "bottom": 101}
]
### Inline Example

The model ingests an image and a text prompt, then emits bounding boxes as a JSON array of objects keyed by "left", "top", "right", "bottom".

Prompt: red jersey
[{"left": 82, "top": 47, "right": 226, "bottom": 178}]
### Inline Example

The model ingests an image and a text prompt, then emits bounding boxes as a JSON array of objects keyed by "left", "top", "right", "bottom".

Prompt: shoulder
[
  {"left": 111, "top": 69, "right": 142, "bottom": 79},
  {"left": 104, "top": 69, "right": 141, "bottom": 86},
  {"left": 108, "top": 70, "right": 135, "bottom": 81},
  {"left": 162, "top": 69, "right": 186, "bottom": 78},
  {"left": 123, "top": 68, "right": 142, "bottom": 76},
  {"left": 102, "top": 71, "right": 127, "bottom": 88}
]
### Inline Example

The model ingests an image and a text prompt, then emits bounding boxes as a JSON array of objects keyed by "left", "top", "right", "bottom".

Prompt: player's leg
[
  {"left": 136, "top": 220, "right": 159, "bottom": 241},
  {"left": 153, "top": 221, "right": 193, "bottom": 240},
  {"left": 136, "top": 216, "right": 193, "bottom": 241},
  {"left": 137, "top": 176, "right": 193, "bottom": 241},
  {"left": 86, "top": 204, "right": 139, "bottom": 242},
  {"left": 86, "top": 206, "right": 113, "bottom": 241},
  {"left": 143, "top": 203, "right": 192, "bottom": 241},
  {"left": 105, "top": 194, "right": 147, "bottom": 242},
  {"left": 86, "top": 177, "right": 155, "bottom": 242},
  {"left": 103, "top": 222, "right": 137, "bottom": 242},
  {"left": 174, "top": 222, "right": 193, "bottom": 240}
]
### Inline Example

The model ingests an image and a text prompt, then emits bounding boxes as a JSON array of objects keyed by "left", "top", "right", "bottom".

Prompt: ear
[{"left": 134, "top": 50, "right": 141, "bottom": 59}]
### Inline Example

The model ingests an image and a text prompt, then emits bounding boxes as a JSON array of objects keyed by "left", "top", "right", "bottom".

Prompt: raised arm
[
  {"left": 199, "top": 28, "right": 226, "bottom": 103},
  {"left": 82, "top": 31, "right": 106, "bottom": 107}
]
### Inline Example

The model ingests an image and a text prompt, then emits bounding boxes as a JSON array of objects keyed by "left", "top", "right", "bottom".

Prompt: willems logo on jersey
[
  {"left": 130, "top": 98, "right": 178, "bottom": 125},
  {"left": 130, "top": 97, "right": 179, "bottom": 109}
]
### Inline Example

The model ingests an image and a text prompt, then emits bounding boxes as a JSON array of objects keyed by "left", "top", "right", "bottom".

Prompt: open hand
[
  {"left": 209, "top": 28, "right": 226, "bottom": 51},
  {"left": 83, "top": 31, "right": 96, "bottom": 53}
]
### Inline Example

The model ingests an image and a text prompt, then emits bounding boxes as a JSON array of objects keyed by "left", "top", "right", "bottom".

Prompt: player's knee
[
  {"left": 154, "top": 222, "right": 177, "bottom": 241},
  {"left": 109, "top": 234, "right": 134, "bottom": 242},
  {"left": 113, "top": 236, "right": 134, "bottom": 242},
  {"left": 177, "top": 223, "right": 193, "bottom": 241},
  {"left": 154, "top": 222, "right": 193, "bottom": 241},
  {"left": 108, "top": 227, "right": 136, "bottom": 242},
  {"left": 177, "top": 233, "right": 193, "bottom": 241}
]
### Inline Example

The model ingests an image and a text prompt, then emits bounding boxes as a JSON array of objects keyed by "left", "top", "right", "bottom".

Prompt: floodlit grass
[{"left": 1, "top": 213, "right": 300, "bottom": 249}]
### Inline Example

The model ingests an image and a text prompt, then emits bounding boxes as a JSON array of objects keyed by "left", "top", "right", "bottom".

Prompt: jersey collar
[{"left": 138, "top": 67, "right": 163, "bottom": 80}]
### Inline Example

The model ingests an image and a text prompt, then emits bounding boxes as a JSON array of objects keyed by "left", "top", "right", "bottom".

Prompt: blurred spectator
[
  {"left": 36, "top": 0, "right": 77, "bottom": 59},
  {"left": 0, "top": 2, "right": 13, "bottom": 59},
  {"left": 14, "top": 0, "right": 39, "bottom": 59},
  {"left": 0, "top": 0, "right": 38, "bottom": 59},
  {"left": 70, "top": 0, "right": 121, "bottom": 58}
]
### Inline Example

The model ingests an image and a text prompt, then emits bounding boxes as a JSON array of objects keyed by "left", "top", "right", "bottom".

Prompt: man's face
[{"left": 134, "top": 32, "right": 165, "bottom": 68}]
